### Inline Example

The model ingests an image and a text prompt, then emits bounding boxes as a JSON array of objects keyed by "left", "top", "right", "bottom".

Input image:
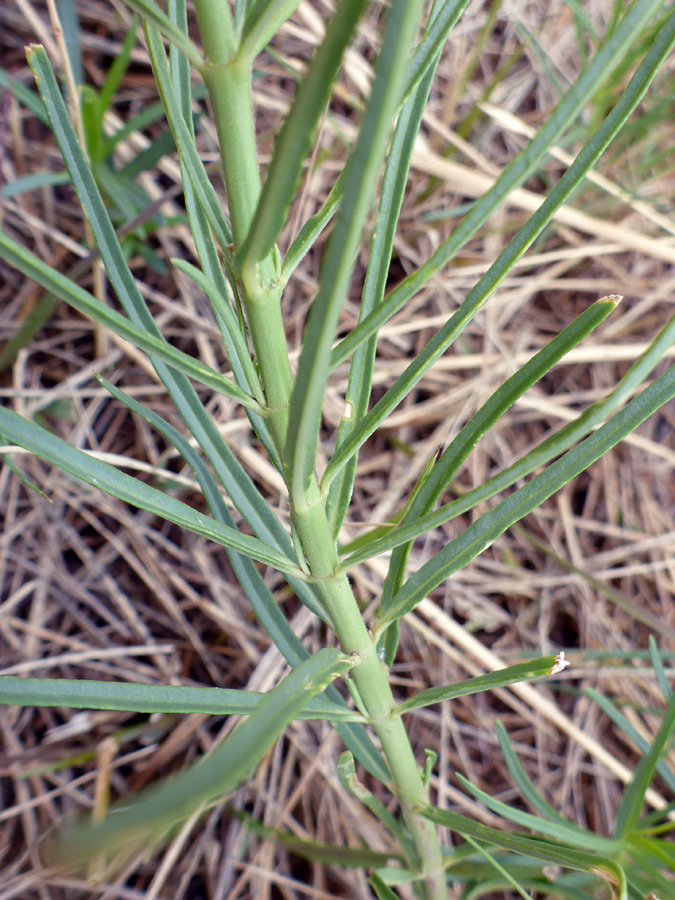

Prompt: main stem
[{"left": 193, "top": 7, "right": 445, "bottom": 896}]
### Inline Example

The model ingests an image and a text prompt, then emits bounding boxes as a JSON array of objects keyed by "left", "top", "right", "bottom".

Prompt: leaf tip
[{"left": 550, "top": 651, "right": 571, "bottom": 676}]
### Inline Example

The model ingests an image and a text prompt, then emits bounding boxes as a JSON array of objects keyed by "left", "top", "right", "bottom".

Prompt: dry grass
[{"left": 1, "top": 1, "right": 674, "bottom": 898}]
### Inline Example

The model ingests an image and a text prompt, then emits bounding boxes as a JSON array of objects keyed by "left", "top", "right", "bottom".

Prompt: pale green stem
[{"left": 192, "top": 4, "right": 446, "bottom": 896}]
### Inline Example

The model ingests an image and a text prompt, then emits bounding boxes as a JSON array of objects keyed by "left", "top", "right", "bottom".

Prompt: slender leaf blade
[
  {"left": 395, "top": 656, "right": 557, "bottom": 715},
  {"left": 51, "top": 648, "right": 353, "bottom": 863},
  {"left": 0, "top": 232, "right": 258, "bottom": 409},
  {"left": 375, "top": 364, "right": 675, "bottom": 632},
  {"left": 0, "top": 675, "right": 361, "bottom": 721},
  {"left": 285, "top": 0, "right": 425, "bottom": 498},
  {"left": 0, "top": 405, "right": 302, "bottom": 576}
]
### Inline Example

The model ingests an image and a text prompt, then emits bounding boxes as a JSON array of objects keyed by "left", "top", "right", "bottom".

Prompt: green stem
[
  {"left": 192, "top": 4, "right": 446, "bottom": 895},
  {"left": 291, "top": 481, "right": 446, "bottom": 899}
]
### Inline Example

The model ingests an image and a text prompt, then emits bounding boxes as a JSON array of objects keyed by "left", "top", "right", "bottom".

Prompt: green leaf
[
  {"left": 324, "top": 7, "right": 675, "bottom": 484},
  {"left": 584, "top": 688, "right": 675, "bottom": 797},
  {"left": 172, "top": 259, "right": 266, "bottom": 405},
  {"left": 232, "top": 807, "right": 396, "bottom": 867},
  {"left": 285, "top": 0, "right": 425, "bottom": 499},
  {"left": 326, "top": 35, "right": 443, "bottom": 538},
  {"left": 0, "top": 232, "right": 258, "bottom": 409},
  {"left": 0, "top": 674, "right": 362, "bottom": 721},
  {"left": 495, "top": 720, "right": 581, "bottom": 826},
  {"left": 613, "top": 688, "right": 675, "bottom": 839},
  {"left": 0, "top": 405, "right": 302, "bottom": 577},
  {"left": 98, "top": 17, "right": 140, "bottom": 123},
  {"left": 238, "top": 0, "right": 304, "bottom": 59},
  {"left": 374, "top": 363, "right": 675, "bottom": 632},
  {"left": 404, "top": 0, "right": 474, "bottom": 102},
  {"left": 456, "top": 773, "right": 618, "bottom": 854},
  {"left": 419, "top": 805, "right": 627, "bottom": 900},
  {"left": 237, "top": 0, "right": 369, "bottom": 272},
  {"left": 648, "top": 635, "right": 673, "bottom": 702},
  {"left": 50, "top": 648, "right": 353, "bottom": 864},
  {"left": 323, "top": 293, "right": 617, "bottom": 494},
  {"left": 144, "top": 25, "right": 234, "bottom": 260},
  {"left": 116, "top": 0, "right": 204, "bottom": 67},
  {"left": 341, "top": 307, "right": 675, "bottom": 570},
  {"left": 329, "top": 0, "right": 668, "bottom": 370},
  {"left": 394, "top": 656, "right": 557, "bottom": 715}
]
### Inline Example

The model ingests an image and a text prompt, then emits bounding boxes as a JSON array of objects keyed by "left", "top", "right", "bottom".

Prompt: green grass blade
[
  {"left": 285, "top": 0, "right": 425, "bottom": 498},
  {"left": 0, "top": 674, "right": 361, "bottom": 721},
  {"left": 144, "top": 24, "right": 234, "bottom": 261},
  {"left": 330, "top": 0, "right": 667, "bottom": 369},
  {"left": 394, "top": 656, "right": 557, "bottom": 715},
  {"left": 323, "top": 294, "right": 617, "bottom": 493},
  {"left": 613, "top": 689, "right": 675, "bottom": 839},
  {"left": 456, "top": 773, "right": 618, "bottom": 854},
  {"left": 326, "top": 47, "right": 442, "bottom": 537},
  {"left": 420, "top": 805, "right": 627, "bottom": 899},
  {"left": 238, "top": 0, "right": 304, "bottom": 59},
  {"left": 237, "top": 0, "right": 368, "bottom": 272},
  {"left": 373, "top": 364, "right": 675, "bottom": 632},
  {"left": 342, "top": 308, "right": 675, "bottom": 569},
  {"left": 0, "top": 233, "right": 257, "bottom": 408},
  {"left": 50, "top": 648, "right": 352, "bottom": 864},
  {"left": 117, "top": 0, "right": 204, "bottom": 67},
  {"left": 0, "top": 405, "right": 302, "bottom": 576}
]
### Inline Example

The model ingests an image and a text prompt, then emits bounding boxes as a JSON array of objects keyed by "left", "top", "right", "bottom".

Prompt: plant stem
[
  {"left": 291, "top": 481, "right": 446, "bottom": 899},
  {"left": 192, "top": 4, "right": 446, "bottom": 895}
]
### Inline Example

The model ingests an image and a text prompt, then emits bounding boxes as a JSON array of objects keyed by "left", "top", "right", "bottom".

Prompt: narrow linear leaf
[
  {"left": 612, "top": 688, "right": 675, "bottom": 839},
  {"left": 324, "top": 6, "right": 675, "bottom": 487},
  {"left": 239, "top": 0, "right": 304, "bottom": 60},
  {"left": 0, "top": 405, "right": 302, "bottom": 577},
  {"left": 327, "top": 33, "right": 444, "bottom": 537},
  {"left": 456, "top": 773, "right": 618, "bottom": 854},
  {"left": 144, "top": 24, "right": 234, "bottom": 259},
  {"left": 99, "top": 375, "right": 329, "bottom": 625},
  {"left": 233, "top": 808, "right": 395, "bottom": 868},
  {"left": 374, "top": 364, "right": 675, "bottom": 632},
  {"left": 368, "top": 297, "right": 617, "bottom": 657},
  {"left": 324, "top": 294, "right": 617, "bottom": 493},
  {"left": 342, "top": 308, "right": 675, "bottom": 570},
  {"left": 495, "top": 720, "right": 580, "bottom": 827},
  {"left": 0, "top": 675, "right": 362, "bottom": 721},
  {"left": 117, "top": 0, "right": 204, "bottom": 67},
  {"left": 285, "top": 0, "right": 425, "bottom": 498},
  {"left": 404, "top": 0, "right": 474, "bottom": 102},
  {"left": 585, "top": 688, "right": 675, "bottom": 797},
  {"left": 395, "top": 656, "right": 557, "bottom": 715},
  {"left": 648, "top": 635, "right": 673, "bottom": 702},
  {"left": 51, "top": 648, "right": 353, "bottom": 864},
  {"left": 419, "top": 805, "right": 627, "bottom": 900},
  {"left": 0, "top": 232, "right": 258, "bottom": 409},
  {"left": 237, "top": 0, "right": 369, "bottom": 271},
  {"left": 330, "top": 0, "right": 668, "bottom": 369},
  {"left": 172, "top": 259, "right": 265, "bottom": 405}
]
